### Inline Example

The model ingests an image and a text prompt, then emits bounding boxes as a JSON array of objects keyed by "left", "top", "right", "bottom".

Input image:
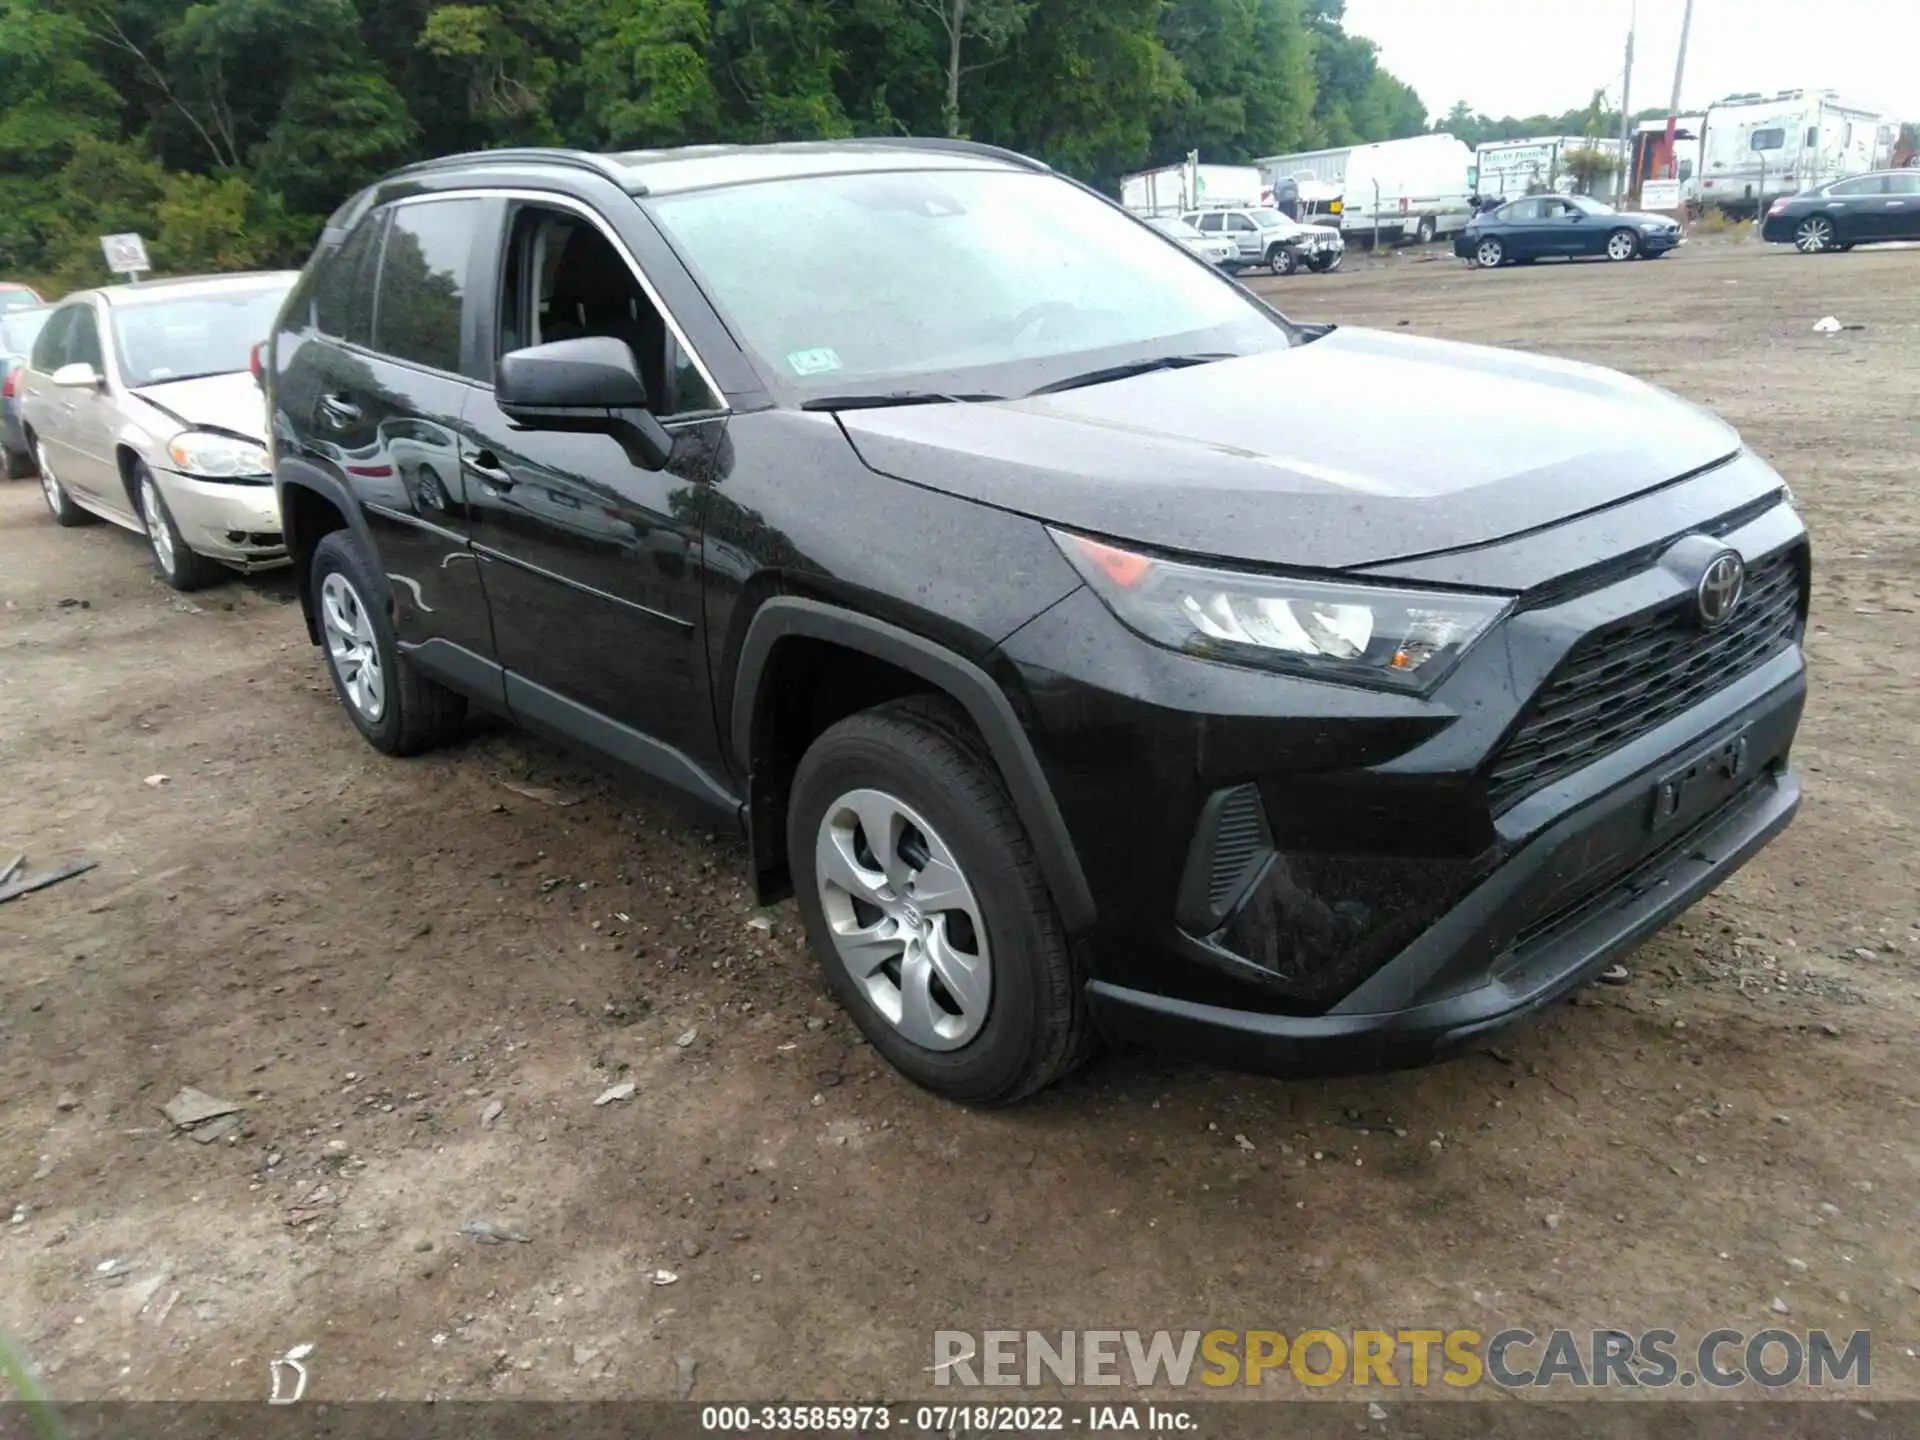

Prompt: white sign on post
[
  {"left": 1640, "top": 180, "right": 1683, "bottom": 212},
  {"left": 100, "top": 233, "right": 151, "bottom": 280}
]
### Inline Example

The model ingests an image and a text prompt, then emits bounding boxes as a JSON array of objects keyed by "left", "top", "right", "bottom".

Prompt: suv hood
[
  {"left": 836, "top": 327, "right": 1739, "bottom": 571},
  {"left": 130, "top": 371, "right": 266, "bottom": 445}
]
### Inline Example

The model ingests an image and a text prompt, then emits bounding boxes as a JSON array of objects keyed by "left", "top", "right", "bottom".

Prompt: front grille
[{"left": 1486, "top": 547, "right": 1805, "bottom": 812}]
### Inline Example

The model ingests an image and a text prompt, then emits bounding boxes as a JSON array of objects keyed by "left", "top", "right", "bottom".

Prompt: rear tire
[
  {"left": 34, "top": 437, "right": 90, "bottom": 527},
  {"left": 3, "top": 446, "right": 32, "bottom": 480},
  {"left": 788, "top": 696, "right": 1091, "bottom": 1106},
  {"left": 310, "top": 530, "right": 466, "bottom": 756},
  {"left": 1473, "top": 237, "right": 1505, "bottom": 269},
  {"left": 1414, "top": 215, "right": 1437, "bottom": 245}
]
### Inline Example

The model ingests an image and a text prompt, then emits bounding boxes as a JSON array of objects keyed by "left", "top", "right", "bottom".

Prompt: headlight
[
  {"left": 1053, "top": 529, "right": 1510, "bottom": 692},
  {"left": 167, "top": 430, "right": 270, "bottom": 479}
]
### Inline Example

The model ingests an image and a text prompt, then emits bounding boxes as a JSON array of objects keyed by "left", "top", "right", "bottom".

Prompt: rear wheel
[
  {"left": 1474, "top": 237, "right": 1505, "bottom": 269},
  {"left": 1794, "top": 216, "right": 1836, "bottom": 254},
  {"left": 311, "top": 530, "right": 466, "bottom": 756},
  {"left": 1605, "top": 228, "right": 1641, "bottom": 262},
  {"left": 34, "top": 437, "right": 90, "bottom": 527},
  {"left": 136, "top": 465, "right": 225, "bottom": 591},
  {"left": 1414, "top": 215, "right": 1437, "bottom": 245},
  {"left": 788, "top": 696, "right": 1091, "bottom": 1106},
  {"left": 3, "top": 446, "right": 33, "bottom": 480},
  {"left": 1267, "top": 243, "right": 1298, "bottom": 276}
]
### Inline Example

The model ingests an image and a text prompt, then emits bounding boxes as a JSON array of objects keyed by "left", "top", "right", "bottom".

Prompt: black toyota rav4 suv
[{"left": 269, "top": 140, "right": 1808, "bottom": 1106}]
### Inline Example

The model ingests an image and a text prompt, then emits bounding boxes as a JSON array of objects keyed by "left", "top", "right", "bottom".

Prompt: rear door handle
[
  {"left": 463, "top": 450, "right": 514, "bottom": 489},
  {"left": 319, "top": 393, "right": 361, "bottom": 426}
]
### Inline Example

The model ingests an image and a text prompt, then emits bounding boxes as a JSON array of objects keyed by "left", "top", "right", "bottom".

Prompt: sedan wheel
[
  {"left": 1475, "top": 238, "right": 1505, "bottom": 269},
  {"left": 814, "top": 787, "right": 991, "bottom": 1052},
  {"left": 1606, "top": 228, "right": 1641, "bottom": 262},
  {"left": 141, "top": 475, "right": 177, "bottom": 577},
  {"left": 1795, "top": 216, "right": 1836, "bottom": 254},
  {"left": 320, "top": 570, "right": 387, "bottom": 725}
]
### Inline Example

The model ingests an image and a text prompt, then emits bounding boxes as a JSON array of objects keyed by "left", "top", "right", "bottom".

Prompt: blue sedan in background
[{"left": 1455, "top": 193, "right": 1685, "bottom": 269}]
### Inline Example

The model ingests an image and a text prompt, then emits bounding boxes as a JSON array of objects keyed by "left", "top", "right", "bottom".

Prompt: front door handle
[
  {"left": 319, "top": 393, "right": 361, "bottom": 426},
  {"left": 463, "top": 450, "right": 514, "bottom": 490}
]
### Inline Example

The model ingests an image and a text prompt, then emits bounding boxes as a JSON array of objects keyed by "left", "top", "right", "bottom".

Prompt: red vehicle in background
[{"left": 0, "top": 283, "right": 45, "bottom": 315}]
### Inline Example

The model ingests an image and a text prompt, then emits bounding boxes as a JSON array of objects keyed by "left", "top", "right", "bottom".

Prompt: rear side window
[
  {"left": 31, "top": 307, "right": 77, "bottom": 370},
  {"left": 1887, "top": 173, "right": 1920, "bottom": 196},
  {"left": 312, "top": 212, "right": 384, "bottom": 346},
  {"left": 374, "top": 199, "right": 482, "bottom": 375},
  {"left": 1828, "top": 177, "right": 1886, "bottom": 197}
]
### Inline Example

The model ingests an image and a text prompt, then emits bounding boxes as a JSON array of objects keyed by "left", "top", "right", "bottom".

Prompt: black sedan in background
[
  {"left": 1456, "top": 194, "right": 1684, "bottom": 268},
  {"left": 1763, "top": 171, "right": 1920, "bottom": 253}
]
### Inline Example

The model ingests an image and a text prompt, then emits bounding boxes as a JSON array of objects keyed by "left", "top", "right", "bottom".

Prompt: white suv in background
[{"left": 1183, "top": 206, "right": 1345, "bottom": 275}]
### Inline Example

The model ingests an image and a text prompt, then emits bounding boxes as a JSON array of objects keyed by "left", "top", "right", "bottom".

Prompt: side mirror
[
  {"left": 496, "top": 337, "right": 673, "bottom": 471},
  {"left": 51, "top": 362, "right": 101, "bottom": 389}
]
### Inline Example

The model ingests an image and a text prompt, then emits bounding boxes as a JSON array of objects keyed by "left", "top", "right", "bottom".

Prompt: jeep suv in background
[
  {"left": 1182, "top": 205, "right": 1345, "bottom": 274},
  {"left": 269, "top": 140, "right": 1808, "bottom": 1106}
]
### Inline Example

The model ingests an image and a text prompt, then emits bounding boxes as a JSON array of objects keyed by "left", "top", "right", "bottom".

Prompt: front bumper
[
  {"left": 154, "top": 469, "right": 289, "bottom": 570},
  {"left": 1641, "top": 229, "right": 1685, "bottom": 254},
  {"left": 1088, "top": 681, "right": 1801, "bottom": 1075}
]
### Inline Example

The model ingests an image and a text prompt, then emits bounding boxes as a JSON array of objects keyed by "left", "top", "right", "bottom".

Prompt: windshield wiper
[
  {"left": 800, "top": 391, "right": 1006, "bottom": 412},
  {"left": 1025, "top": 353, "right": 1236, "bottom": 398}
]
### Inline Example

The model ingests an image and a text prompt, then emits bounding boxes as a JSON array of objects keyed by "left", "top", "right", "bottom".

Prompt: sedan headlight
[
  {"left": 167, "top": 430, "right": 270, "bottom": 479},
  {"left": 1053, "top": 529, "right": 1510, "bottom": 692}
]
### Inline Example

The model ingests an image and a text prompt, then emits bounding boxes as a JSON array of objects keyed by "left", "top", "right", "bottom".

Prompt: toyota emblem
[{"left": 1696, "top": 551, "right": 1745, "bottom": 629}]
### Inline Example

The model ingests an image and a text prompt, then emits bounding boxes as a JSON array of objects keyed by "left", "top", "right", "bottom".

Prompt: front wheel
[
  {"left": 136, "top": 466, "right": 226, "bottom": 591},
  {"left": 1605, "top": 228, "right": 1641, "bottom": 262},
  {"left": 788, "top": 696, "right": 1091, "bottom": 1106},
  {"left": 1473, "top": 237, "right": 1505, "bottom": 269},
  {"left": 1267, "top": 244, "right": 1298, "bottom": 276},
  {"left": 311, "top": 530, "right": 466, "bottom": 756}
]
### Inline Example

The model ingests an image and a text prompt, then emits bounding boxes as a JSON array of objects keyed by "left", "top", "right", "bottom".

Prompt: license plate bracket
[{"left": 1650, "top": 727, "right": 1751, "bottom": 831}]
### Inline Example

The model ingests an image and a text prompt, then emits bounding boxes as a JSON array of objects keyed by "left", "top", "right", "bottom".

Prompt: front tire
[
  {"left": 1606, "top": 228, "right": 1641, "bottom": 262},
  {"left": 136, "top": 465, "right": 225, "bottom": 592},
  {"left": 788, "top": 696, "right": 1091, "bottom": 1106},
  {"left": 310, "top": 530, "right": 466, "bottom": 756},
  {"left": 1267, "top": 244, "right": 1298, "bottom": 277}
]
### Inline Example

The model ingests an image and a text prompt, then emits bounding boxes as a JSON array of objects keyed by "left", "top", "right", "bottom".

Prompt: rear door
[
  {"left": 1498, "top": 198, "right": 1547, "bottom": 257},
  {"left": 19, "top": 304, "right": 79, "bottom": 480},
  {"left": 51, "top": 301, "right": 126, "bottom": 511}
]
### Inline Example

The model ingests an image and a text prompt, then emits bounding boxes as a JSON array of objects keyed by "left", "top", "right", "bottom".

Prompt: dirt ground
[{"left": 2, "top": 235, "right": 1916, "bottom": 1410}]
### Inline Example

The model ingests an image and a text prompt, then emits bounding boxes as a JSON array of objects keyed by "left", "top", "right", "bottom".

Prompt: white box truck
[
  {"left": 1699, "top": 90, "right": 1896, "bottom": 214},
  {"left": 1256, "top": 134, "right": 1477, "bottom": 246},
  {"left": 1475, "top": 137, "right": 1623, "bottom": 204},
  {"left": 1120, "top": 161, "right": 1262, "bottom": 218}
]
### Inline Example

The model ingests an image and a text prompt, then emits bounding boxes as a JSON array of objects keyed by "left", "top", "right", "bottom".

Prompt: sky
[{"left": 1341, "top": 0, "right": 1918, "bottom": 125}]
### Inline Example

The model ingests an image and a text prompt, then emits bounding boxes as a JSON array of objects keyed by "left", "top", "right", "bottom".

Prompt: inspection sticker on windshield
[{"left": 787, "top": 347, "right": 843, "bottom": 376}]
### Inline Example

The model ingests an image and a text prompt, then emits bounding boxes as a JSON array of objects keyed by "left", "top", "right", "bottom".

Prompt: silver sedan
[{"left": 18, "top": 271, "right": 297, "bottom": 590}]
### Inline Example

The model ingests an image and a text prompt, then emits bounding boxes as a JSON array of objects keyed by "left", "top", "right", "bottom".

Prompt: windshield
[
  {"left": 1247, "top": 209, "right": 1291, "bottom": 228},
  {"left": 1566, "top": 195, "right": 1615, "bottom": 215},
  {"left": 648, "top": 169, "right": 1289, "bottom": 399},
  {"left": 1151, "top": 218, "right": 1203, "bottom": 238},
  {"left": 111, "top": 283, "right": 293, "bottom": 387},
  {"left": 0, "top": 308, "right": 49, "bottom": 357}
]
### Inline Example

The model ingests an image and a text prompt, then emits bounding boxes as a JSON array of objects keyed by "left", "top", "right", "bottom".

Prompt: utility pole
[
  {"left": 1662, "top": 0, "right": 1697, "bottom": 177},
  {"left": 1618, "top": 0, "right": 1637, "bottom": 199}
]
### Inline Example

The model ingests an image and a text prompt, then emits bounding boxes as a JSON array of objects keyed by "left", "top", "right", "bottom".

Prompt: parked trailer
[
  {"left": 1254, "top": 135, "right": 1477, "bottom": 246},
  {"left": 1699, "top": 90, "right": 1895, "bottom": 215},
  {"left": 1120, "top": 162, "right": 1262, "bottom": 218},
  {"left": 1475, "top": 137, "right": 1623, "bottom": 203}
]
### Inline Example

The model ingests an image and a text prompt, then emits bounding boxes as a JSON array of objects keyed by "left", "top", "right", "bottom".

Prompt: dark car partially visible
[
  {"left": 1763, "top": 171, "right": 1920, "bottom": 253},
  {"left": 0, "top": 306, "right": 50, "bottom": 479},
  {"left": 1456, "top": 194, "right": 1684, "bottom": 268}
]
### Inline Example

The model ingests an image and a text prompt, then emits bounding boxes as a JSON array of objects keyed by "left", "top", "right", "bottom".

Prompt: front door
[
  {"left": 1822, "top": 175, "right": 1888, "bottom": 241},
  {"left": 461, "top": 198, "right": 732, "bottom": 799}
]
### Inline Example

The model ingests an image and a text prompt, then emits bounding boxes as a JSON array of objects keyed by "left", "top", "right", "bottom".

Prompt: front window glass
[
  {"left": 648, "top": 168, "right": 1289, "bottom": 398},
  {"left": 112, "top": 283, "right": 294, "bottom": 387}
]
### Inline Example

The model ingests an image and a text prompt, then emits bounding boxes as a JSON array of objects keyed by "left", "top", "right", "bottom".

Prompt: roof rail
[
  {"left": 847, "top": 135, "right": 1051, "bottom": 173},
  {"left": 387, "top": 148, "right": 628, "bottom": 184}
]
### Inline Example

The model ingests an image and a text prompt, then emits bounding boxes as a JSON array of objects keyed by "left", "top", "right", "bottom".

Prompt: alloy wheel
[
  {"left": 140, "top": 475, "right": 176, "bottom": 576},
  {"left": 1476, "top": 239, "right": 1503, "bottom": 268},
  {"left": 813, "top": 787, "right": 991, "bottom": 1052},
  {"left": 36, "top": 442, "right": 60, "bottom": 515},
  {"left": 320, "top": 570, "right": 386, "bottom": 723},
  {"left": 1795, "top": 217, "right": 1834, "bottom": 254},
  {"left": 1607, "top": 230, "right": 1639, "bottom": 261}
]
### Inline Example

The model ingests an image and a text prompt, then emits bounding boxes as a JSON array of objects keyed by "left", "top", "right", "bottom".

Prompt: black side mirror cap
[{"left": 496, "top": 337, "right": 673, "bottom": 471}]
